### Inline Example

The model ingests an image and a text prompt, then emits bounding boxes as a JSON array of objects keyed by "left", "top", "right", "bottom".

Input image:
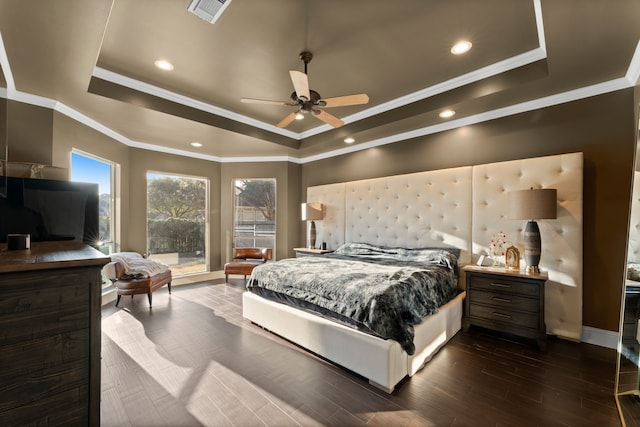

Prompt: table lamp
[
  {"left": 301, "top": 202, "right": 323, "bottom": 249},
  {"left": 508, "top": 188, "right": 557, "bottom": 273}
]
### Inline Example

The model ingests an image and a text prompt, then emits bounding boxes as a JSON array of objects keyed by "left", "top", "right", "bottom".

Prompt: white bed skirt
[{"left": 242, "top": 290, "right": 465, "bottom": 393}]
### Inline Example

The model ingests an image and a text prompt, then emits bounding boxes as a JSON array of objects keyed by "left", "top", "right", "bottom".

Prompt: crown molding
[
  {"left": 300, "top": 78, "right": 632, "bottom": 163},
  {"left": 92, "top": 66, "right": 299, "bottom": 140},
  {"left": 0, "top": 0, "right": 638, "bottom": 165},
  {"left": 626, "top": 41, "right": 640, "bottom": 86},
  {"left": 0, "top": 73, "right": 635, "bottom": 165},
  {"left": 92, "top": 0, "right": 549, "bottom": 141}
]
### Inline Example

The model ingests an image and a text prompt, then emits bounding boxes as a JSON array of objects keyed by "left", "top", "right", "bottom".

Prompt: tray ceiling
[{"left": 0, "top": 0, "right": 639, "bottom": 161}]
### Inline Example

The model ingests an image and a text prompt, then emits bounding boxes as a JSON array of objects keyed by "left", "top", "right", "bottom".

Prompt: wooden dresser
[
  {"left": 463, "top": 265, "right": 548, "bottom": 351},
  {"left": 0, "top": 241, "right": 109, "bottom": 425}
]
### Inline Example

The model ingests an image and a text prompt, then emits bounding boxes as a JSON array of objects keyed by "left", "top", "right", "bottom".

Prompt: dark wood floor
[{"left": 101, "top": 279, "right": 622, "bottom": 427}]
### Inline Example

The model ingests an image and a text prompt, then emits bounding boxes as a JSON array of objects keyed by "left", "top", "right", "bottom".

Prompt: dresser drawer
[
  {"left": 468, "top": 275, "right": 540, "bottom": 298},
  {"left": 469, "top": 303, "right": 540, "bottom": 329},
  {"left": 469, "top": 289, "right": 540, "bottom": 313}
]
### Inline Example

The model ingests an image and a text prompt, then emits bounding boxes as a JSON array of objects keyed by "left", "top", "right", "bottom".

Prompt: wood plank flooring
[{"left": 101, "top": 279, "right": 622, "bottom": 427}]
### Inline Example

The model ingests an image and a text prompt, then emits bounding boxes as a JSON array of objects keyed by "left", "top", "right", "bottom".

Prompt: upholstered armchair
[{"left": 224, "top": 247, "right": 272, "bottom": 283}]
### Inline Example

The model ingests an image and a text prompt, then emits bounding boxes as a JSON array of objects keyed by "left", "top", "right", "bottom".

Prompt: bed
[
  {"left": 247, "top": 243, "right": 461, "bottom": 352},
  {"left": 242, "top": 153, "right": 583, "bottom": 392},
  {"left": 244, "top": 243, "right": 464, "bottom": 392}
]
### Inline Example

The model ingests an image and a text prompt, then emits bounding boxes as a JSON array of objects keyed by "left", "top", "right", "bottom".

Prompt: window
[
  {"left": 147, "top": 173, "right": 208, "bottom": 276},
  {"left": 71, "top": 151, "right": 118, "bottom": 291},
  {"left": 233, "top": 179, "right": 276, "bottom": 250}
]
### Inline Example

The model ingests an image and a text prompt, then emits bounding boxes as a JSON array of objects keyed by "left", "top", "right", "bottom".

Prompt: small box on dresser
[{"left": 463, "top": 265, "right": 548, "bottom": 351}]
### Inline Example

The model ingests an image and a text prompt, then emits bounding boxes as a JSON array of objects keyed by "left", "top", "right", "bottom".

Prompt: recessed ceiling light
[
  {"left": 190, "top": 141, "right": 203, "bottom": 147},
  {"left": 450, "top": 41, "right": 472, "bottom": 55},
  {"left": 154, "top": 59, "right": 174, "bottom": 71},
  {"left": 439, "top": 110, "right": 455, "bottom": 118},
  {"left": 344, "top": 137, "right": 355, "bottom": 144}
]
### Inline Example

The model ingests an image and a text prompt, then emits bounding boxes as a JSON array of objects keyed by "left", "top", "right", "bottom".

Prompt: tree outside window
[{"left": 147, "top": 173, "right": 208, "bottom": 276}]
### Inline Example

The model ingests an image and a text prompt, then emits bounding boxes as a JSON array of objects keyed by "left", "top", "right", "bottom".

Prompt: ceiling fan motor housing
[{"left": 290, "top": 89, "right": 322, "bottom": 104}]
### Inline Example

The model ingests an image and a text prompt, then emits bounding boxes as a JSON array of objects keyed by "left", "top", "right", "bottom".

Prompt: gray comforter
[{"left": 246, "top": 243, "right": 460, "bottom": 355}]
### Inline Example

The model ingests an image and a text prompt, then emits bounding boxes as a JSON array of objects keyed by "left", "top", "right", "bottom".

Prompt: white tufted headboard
[
  {"left": 306, "top": 152, "right": 583, "bottom": 341},
  {"left": 309, "top": 167, "right": 473, "bottom": 265}
]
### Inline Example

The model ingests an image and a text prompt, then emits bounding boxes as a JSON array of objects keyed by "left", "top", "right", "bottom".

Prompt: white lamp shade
[
  {"left": 301, "top": 202, "right": 323, "bottom": 221},
  {"left": 508, "top": 188, "right": 557, "bottom": 220}
]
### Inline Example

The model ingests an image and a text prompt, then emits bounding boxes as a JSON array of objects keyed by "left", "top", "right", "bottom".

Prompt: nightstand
[
  {"left": 463, "top": 265, "right": 548, "bottom": 351},
  {"left": 293, "top": 248, "right": 334, "bottom": 257}
]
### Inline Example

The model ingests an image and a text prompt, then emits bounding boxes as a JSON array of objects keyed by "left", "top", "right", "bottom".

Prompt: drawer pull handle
[
  {"left": 492, "top": 297, "right": 511, "bottom": 303},
  {"left": 490, "top": 282, "right": 511, "bottom": 288},
  {"left": 492, "top": 312, "right": 512, "bottom": 319}
]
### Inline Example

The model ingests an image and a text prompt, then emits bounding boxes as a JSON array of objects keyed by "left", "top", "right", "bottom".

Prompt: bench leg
[
  {"left": 116, "top": 294, "right": 122, "bottom": 307},
  {"left": 225, "top": 274, "right": 228, "bottom": 283},
  {"left": 168, "top": 282, "right": 172, "bottom": 294},
  {"left": 148, "top": 292, "right": 152, "bottom": 307}
]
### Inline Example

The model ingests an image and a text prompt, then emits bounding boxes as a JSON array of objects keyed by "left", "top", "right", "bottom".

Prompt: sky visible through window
[{"left": 71, "top": 152, "right": 110, "bottom": 195}]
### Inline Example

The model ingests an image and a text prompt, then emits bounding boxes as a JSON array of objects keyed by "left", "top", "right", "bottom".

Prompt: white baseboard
[
  {"left": 581, "top": 326, "right": 619, "bottom": 349},
  {"left": 172, "top": 270, "right": 224, "bottom": 286},
  {"left": 101, "top": 288, "right": 117, "bottom": 306}
]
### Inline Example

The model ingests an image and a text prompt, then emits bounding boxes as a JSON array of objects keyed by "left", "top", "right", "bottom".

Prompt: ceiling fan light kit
[{"left": 241, "top": 51, "right": 369, "bottom": 129}]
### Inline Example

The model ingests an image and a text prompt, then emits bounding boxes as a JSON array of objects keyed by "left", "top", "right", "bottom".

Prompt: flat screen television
[{"left": 0, "top": 176, "right": 99, "bottom": 246}]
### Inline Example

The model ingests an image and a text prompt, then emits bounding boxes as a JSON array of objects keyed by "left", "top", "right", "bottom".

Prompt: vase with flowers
[{"left": 489, "top": 231, "right": 507, "bottom": 267}]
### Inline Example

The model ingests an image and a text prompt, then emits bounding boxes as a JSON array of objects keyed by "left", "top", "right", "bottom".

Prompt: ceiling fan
[{"left": 241, "top": 51, "right": 369, "bottom": 128}]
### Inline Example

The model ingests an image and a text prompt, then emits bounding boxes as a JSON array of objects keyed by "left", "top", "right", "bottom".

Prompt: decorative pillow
[{"left": 333, "top": 242, "right": 459, "bottom": 270}]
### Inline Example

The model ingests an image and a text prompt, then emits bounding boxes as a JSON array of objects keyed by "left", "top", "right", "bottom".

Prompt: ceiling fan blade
[
  {"left": 276, "top": 112, "right": 298, "bottom": 128},
  {"left": 241, "top": 98, "right": 293, "bottom": 106},
  {"left": 314, "top": 110, "right": 344, "bottom": 128},
  {"left": 321, "top": 93, "right": 370, "bottom": 107},
  {"left": 289, "top": 70, "right": 311, "bottom": 100}
]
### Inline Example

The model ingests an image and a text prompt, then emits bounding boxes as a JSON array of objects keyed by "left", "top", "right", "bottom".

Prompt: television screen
[{"left": 0, "top": 176, "right": 99, "bottom": 246}]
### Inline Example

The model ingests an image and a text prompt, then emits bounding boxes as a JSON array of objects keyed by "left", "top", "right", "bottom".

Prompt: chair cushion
[
  {"left": 114, "top": 269, "right": 172, "bottom": 295},
  {"left": 233, "top": 247, "right": 272, "bottom": 261},
  {"left": 224, "top": 260, "right": 264, "bottom": 276}
]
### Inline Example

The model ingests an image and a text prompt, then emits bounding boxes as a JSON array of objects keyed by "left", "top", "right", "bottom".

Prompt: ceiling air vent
[{"left": 187, "top": 0, "right": 232, "bottom": 25}]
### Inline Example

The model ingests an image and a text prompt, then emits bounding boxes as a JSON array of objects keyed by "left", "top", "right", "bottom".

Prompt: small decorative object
[
  {"left": 505, "top": 245, "right": 520, "bottom": 270},
  {"left": 489, "top": 231, "right": 507, "bottom": 267}
]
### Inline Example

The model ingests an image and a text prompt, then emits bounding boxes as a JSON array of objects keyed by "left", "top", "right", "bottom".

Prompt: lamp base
[
  {"left": 525, "top": 265, "right": 540, "bottom": 274},
  {"left": 523, "top": 220, "right": 542, "bottom": 274},
  {"left": 308, "top": 220, "right": 316, "bottom": 249}
]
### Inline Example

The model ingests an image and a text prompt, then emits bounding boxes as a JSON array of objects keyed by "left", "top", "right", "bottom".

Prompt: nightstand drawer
[
  {"left": 469, "top": 289, "right": 539, "bottom": 313},
  {"left": 468, "top": 275, "right": 540, "bottom": 298},
  {"left": 469, "top": 303, "right": 539, "bottom": 329}
]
